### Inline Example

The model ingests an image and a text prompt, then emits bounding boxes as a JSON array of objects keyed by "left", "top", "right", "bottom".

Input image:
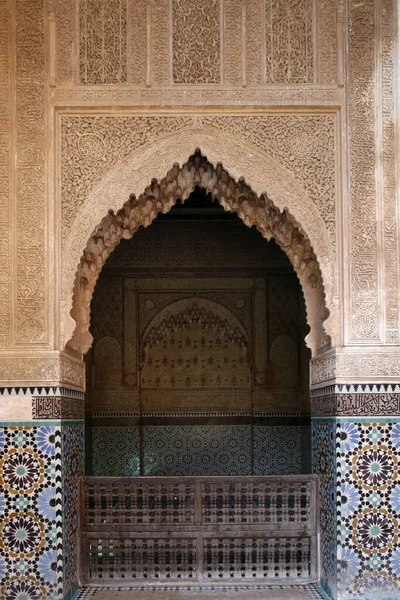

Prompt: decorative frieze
[
  {"left": 311, "top": 352, "right": 400, "bottom": 386},
  {"left": 32, "top": 396, "right": 84, "bottom": 420},
  {"left": 311, "top": 393, "right": 400, "bottom": 418},
  {"left": 56, "top": 0, "right": 338, "bottom": 88},
  {"left": 0, "top": 354, "right": 85, "bottom": 389}
]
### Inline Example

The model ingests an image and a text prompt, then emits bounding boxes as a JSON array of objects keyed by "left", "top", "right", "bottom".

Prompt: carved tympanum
[{"left": 140, "top": 301, "right": 250, "bottom": 391}]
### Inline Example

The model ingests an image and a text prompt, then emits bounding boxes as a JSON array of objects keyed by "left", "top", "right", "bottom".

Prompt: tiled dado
[
  {"left": 87, "top": 413, "right": 311, "bottom": 477},
  {"left": 0, "top": 388, "right": 84, "bottom": 600},
  {"left": 312, "top": 385, "right": 400, "bottom": 600}
]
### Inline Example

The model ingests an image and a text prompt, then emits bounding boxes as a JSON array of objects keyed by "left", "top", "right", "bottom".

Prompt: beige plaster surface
[{"left": 91, "top": 589, "right": 316, "bottom": 600}]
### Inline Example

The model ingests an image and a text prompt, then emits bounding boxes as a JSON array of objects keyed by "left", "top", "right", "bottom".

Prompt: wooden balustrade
[{"left": 79, "top": 475, "right": 319, "bottom": 585}]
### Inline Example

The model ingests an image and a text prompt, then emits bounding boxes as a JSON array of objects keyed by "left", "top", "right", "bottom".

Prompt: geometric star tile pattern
[
  {"left": 90, "top": 424, "right": 306, "bottom": 476},
  {"left": 0, "top": 425, "right": 63, "bottom": 600},
  {"left": 336, "top": 420, "right": 400, "bottom": 599}
]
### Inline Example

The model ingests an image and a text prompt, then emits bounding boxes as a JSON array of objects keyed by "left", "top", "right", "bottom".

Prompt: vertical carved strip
[
  {"left": 127, "top": 0, "right": 147, "bottom": 85},
  {"left": 224, "top": 0, "right": 242, "bottom": 85},
  {"left": 317, "top": 0, "right": 337, "bottom": 84},
  {"left": 55, "top": 0, "right": 74, "bottom": 84},
  {"left": 152, "top": 0, "right": 169, "bottom": 85},
  {"left": 336, "top": 0, "right": 344, "bottom": 86},
  {"left": 245, "top": 0, "right": 263, "bottom": 85},
  {"left": 0, "top": 0, "right": 10, "bottom": 348},
  {"left": 146, "top": 0, "right": 152, "bottom": 86},
  {"left": 348, "top": 0, "right": 379, "bottom": 341},
  {"left": 381, "top": 0, "right": 398, "bottom": 343},
  {"left": 241, "top": 1, "right": 246, "bottom": 86},
  {"left": 48, "top": 0, "right": 56, "bottom": 86},
  {"left": 16, "top": 0, "right": 46, "bottom": 344}
]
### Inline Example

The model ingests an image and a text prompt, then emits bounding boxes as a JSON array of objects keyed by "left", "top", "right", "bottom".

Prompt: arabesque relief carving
[
  {"left": 16, "top": 0, "right": 46, "bottom": 344},
  {"left": 70, "top": 150, "right": 329, "bottom": 357},
  {"left": 381, "top": 0, "right": 398, "bottom": 344},
  {"left": 0, "top": 0, "right": 10, "bottom": 348},
  {"left": 56, "top": 0, "right": 337, "bottom": 88},
  {"left": 78, "top": 0, "right": 127, "bottom": 84},
  {"left": 173, "top": 0, "right": 220, "bottom": 84},
  {"left": 61, "top": 115, "right": 336, "bottom": 246},
  {"left": 348, "top": 0, "right": 378, "bottom": 341},
  {"left": 265, "top": 0, "right": 313, "bottom": 83}
]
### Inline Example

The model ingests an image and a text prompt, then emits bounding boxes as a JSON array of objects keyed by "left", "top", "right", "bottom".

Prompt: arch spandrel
[{"left": 61, "top": 137, "right": 337, "bottom": 357}]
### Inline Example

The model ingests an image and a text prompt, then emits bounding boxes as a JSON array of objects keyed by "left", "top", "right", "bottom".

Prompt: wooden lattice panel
[
  {"left": 83, "top": 479, "right": 196, "bottom": 527},
  {"left": 80, "top": 476, "right": 318, "bottom": 585},
  {"left": 203, "top": 537, "right": 311, "bottom": 579},
  {"left": 201, "top": 480, "right": 312, "bottom": 524},
  {"left": 86, "top": 537, "right": 197, "bottom": 581}
]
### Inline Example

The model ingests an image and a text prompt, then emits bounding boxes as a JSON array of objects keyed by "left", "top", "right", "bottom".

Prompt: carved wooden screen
[{"left": 79, "top": 475, "right": 319, "bottom": 585}]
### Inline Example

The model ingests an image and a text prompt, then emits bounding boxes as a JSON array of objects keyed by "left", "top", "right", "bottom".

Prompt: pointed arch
[{"left": 68, "top": 150, "right": 330, "bottom": 356}]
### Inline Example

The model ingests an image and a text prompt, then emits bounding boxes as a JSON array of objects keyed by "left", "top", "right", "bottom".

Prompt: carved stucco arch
[
  {"left": 68, "top": 149, "right": 331, "bottom": 357},
  {"left": 61, "top": 127, "right": 337, "bottom": 354},
  {"left": 140, "top": 299, "right": 250, "bottom": 368}
]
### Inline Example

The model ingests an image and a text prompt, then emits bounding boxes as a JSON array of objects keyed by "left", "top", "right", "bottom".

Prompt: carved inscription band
[
  {"left": 32, "top": 396, "right": 84, "bottom": 420},
  {"left": 311, "top": 385, "right": 400, "bottom": 417}
]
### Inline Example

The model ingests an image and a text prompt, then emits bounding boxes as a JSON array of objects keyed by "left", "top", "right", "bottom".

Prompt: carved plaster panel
[
  {"left": 56, "top": 0, "right": 74, "bottom": 85},
  {"left": 59, "top": 117, "right": 337, "bottom": 346},
  {"left": 78, "top": 0, "right": 127, "bottom": 84},
  {"left": 16, "top": 0, "right": 46, "bottom": 344},
  {"left": 172, "top": 0, "right": 220, "bottom": 84},
  {"left": 0, "top": 0, "right": 10, "bottom": 348},
  {"left": 61, "top": 115, "right": 336, "bottom": 246},
  {"left": 265, "top": 0, "right": 313, "bottom": 83},
  {"left": 128, "top": 0, "right": 147, "bottom": 85},
  {"left": 0, "top": 354, "right": 84, "bottom": 388},
  {"left": 224, "top": 0, "right": 242, "bottom": 85},
  {"left": 381, "top": 0, "right": 398, "bottom": 344},
  {"left": 317, "top": 0, "right": 337, "bottom": 85},
  {"left": 55, "top": 0, "right": 337, "bottom": 88},
  {"left": 311, "top": 351, "right": 400, "bottom": 386},
  {"left": 347, "top": 0, "right": 379, "bottom": 342},
  {"left": 151, "top": 0, "right": 169, "bottom": 86}
]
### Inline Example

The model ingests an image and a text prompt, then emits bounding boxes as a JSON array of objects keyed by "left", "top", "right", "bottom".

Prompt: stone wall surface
[{"left": 0, "top": 0, "right": 398, "bottom": 598}]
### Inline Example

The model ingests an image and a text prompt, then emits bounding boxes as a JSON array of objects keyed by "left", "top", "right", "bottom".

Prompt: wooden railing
[{"left": 79, "top": 475, "right": 319, "bottom": 585}]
